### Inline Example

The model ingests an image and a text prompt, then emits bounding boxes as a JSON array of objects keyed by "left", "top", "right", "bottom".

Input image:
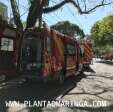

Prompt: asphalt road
[
  {"left": 0, "top": 58, "right": 113, "bottom": 112},
  {"left": 55, "top": 59, "right": 113, "bottom": 112},
  {"left": 0, "top": 72, "right": 84, "bottom": 112}
]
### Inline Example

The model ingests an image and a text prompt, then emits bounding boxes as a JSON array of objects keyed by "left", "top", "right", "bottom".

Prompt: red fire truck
[
  {"left": 0, "top": 23, "right": 93, "bottom": 83},
  {"left": 19, "top": 26, "right": 84, "bottom": 83},
  {"left": 101, "top": 53, "right": 113, "bottom": 61}
]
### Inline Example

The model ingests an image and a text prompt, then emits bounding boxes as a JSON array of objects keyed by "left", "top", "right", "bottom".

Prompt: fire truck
[
  {"left": 19, "top": 25, "right": 84, "bottom": 83},
  {"left": 101, "top": 53, "right": 113, "bottom": 61},
  {"left": 0, "top": 22, "right": 93, "bottom": 83}
]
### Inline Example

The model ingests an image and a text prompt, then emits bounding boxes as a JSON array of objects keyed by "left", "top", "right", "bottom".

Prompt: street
[
  {"left": 1, "top": 0, "right": 113, "bottom": 112},
  {"left": 0, "top": 58, "right": 113, "bottom": 112},
  {"left": 55, "top": 59, "right": 113, "bottom": 112}
]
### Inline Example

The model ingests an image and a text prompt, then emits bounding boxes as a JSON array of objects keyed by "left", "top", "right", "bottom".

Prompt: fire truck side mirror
[
  {"left": 80, "top": 45, "right": 84, "bottom": 57},
  {"left": 79, "top": 49, "right": 84, "bottom": 57}
]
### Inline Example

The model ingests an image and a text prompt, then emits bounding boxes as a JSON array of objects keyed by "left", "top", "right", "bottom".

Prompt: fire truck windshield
[{"left": 22, "top": 36, "right": 42, "bottom": 71}]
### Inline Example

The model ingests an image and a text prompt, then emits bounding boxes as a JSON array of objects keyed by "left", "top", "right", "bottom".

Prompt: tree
[
  {"left": 51, "top": 21, "right": 85, "bottom": 38},
  {"left": 91, "top": 21, "right": 102, "bottom": 46},
  {"left": 91, "top": 14, "right": 113, "bottom": 54},
  {"left": 10, "top": 0, "right": 23, "bottom": 31},
  {"left": 10, "top": 0, "right": 113, "bottom": 31}
]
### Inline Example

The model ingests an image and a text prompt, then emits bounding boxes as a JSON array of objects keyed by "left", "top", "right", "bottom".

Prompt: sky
[{"left": 1, "top": 0, "right": 113, "bottom": 34}]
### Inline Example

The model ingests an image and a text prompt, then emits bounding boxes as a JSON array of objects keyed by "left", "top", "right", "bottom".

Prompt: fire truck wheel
[
  {"left": 59, "top": 71, "right": 65, "bottom": 84},
  {"left": 43, "top": 78, "right": 48, "bottom": 83}
]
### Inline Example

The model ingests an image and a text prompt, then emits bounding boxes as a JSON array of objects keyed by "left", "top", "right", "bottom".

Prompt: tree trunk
[
  {"left": 26, "top": 0, "right": 46, "bottom": 28},
  {"left": 26, "top": 0, "right": 42, "bottom": 28},
  {"left": 10, "top": 0, "right": 23, "bottom": 31},
  {"left": 39, "top": 14, "right": 42, "bottom": 27}
]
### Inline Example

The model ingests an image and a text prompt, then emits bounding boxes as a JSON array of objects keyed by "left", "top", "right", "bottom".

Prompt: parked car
[{"left": 101, "top": 53, "right": 113, "bottom": 61}]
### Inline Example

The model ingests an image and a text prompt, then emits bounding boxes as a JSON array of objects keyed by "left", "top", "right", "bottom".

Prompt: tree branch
[
  {"left": 43, "top": 0, "right": 71, "bottom": 13},
  {"left": 71, "top": 0, "right": 113, "bottom": 14},
  {"left": 43, "top": 0, "right": 113, "bottom": 14},
  {"left": 83, "top": 1, "right": 113, "bottom": 14},
  {"left": 26, "top": 0, "right": 113, "bottom": 28}
]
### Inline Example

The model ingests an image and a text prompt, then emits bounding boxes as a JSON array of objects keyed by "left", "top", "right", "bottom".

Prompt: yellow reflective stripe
[
  {"left": 84, "top": 44, "right": 92, "bottom": 52},
  {"left": 84, "top": 48, "right": 91, "bottom": 56},
  {"left": 84, "top": 48, "right": 92, "bottom": 59},
  {"left": 52, "top": 31, "right": 64, "bottom": 59},
  {"left": 84, "top": 44, "right": 92, "bottom": 56},
  {"left": 67, "top": 65, "right": 76, "bottom": 70}
]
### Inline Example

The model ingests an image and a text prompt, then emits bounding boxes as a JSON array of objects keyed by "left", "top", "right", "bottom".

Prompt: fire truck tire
[
  {"left": 43, "top": 78, "right": 48, "bottom": 83},
  {"left": 58, "top": 71, "right": 65, "bottom": 84},
  {"left": 59, "top": 75, "right": 65, "bottom": 84}
]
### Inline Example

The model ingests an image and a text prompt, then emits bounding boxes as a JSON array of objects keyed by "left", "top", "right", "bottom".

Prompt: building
[{"left": 0, "top": 2, "right": 8, "bottom": 21}]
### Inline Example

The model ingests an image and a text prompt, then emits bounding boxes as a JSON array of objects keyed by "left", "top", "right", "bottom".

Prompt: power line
[
  {"left": 43, "top": 17, "right": 55, "bottom": 25},
  {"left": 50, "top": 0, "right": 57, "bottom": 4},
  {"left": 49, "top": 14, "right": 60, "bottom": 22},
  {"left": 48, "top": 0, "right": 84, "bottom": 29},
  {"left": 66, "top": 5, "right": 83, "bottom": 28},
  {"left": 20, "top": 10, "right": 28, "bottom": 17},
  {"left": 43, "top": 14, "right": 57, "bottom": 24},
  {"left": 44, "top": 13, "right": 61, "bottom": 24},
  {"left": 19, "top": 4, "right": 29, "bottom": 11},
  {"left": 53, "top": 12, "right": 64, "bottom": 21},
  {"left": 46, "top": 0, "right": 65, "bottom": 22}
]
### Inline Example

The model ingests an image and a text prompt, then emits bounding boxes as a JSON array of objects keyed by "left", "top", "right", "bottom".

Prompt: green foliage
[
  {"left": 51, "top": 21, "right": 85, "bottom": 38},
  {"left": 22, "top": 21, "right": 26, "bottom": 28},
  {"left": 0, "top": 6, "right": 4, "bottom": 14},
  {"left": 91, "top": 14, "right": 113, "bottom": 54},
  {"left": 0, "top": 2, "right": 7, "bottom": 20}
]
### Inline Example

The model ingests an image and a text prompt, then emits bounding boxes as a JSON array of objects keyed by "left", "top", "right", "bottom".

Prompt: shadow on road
[
  {"left": 96, "top": 60, "right": 113, "bottom": 66},
  {"left": 62, "top": 72, "right": 113, "bottom": 112},
  {"left": 0, "top": 73, "right": 85, "bottom": 112},
  {"left": 72, "top": 105, "right": 113, "bottom": 112},
  {"left": 83, "top": 66, "right": 96, "bottom": 73}
]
